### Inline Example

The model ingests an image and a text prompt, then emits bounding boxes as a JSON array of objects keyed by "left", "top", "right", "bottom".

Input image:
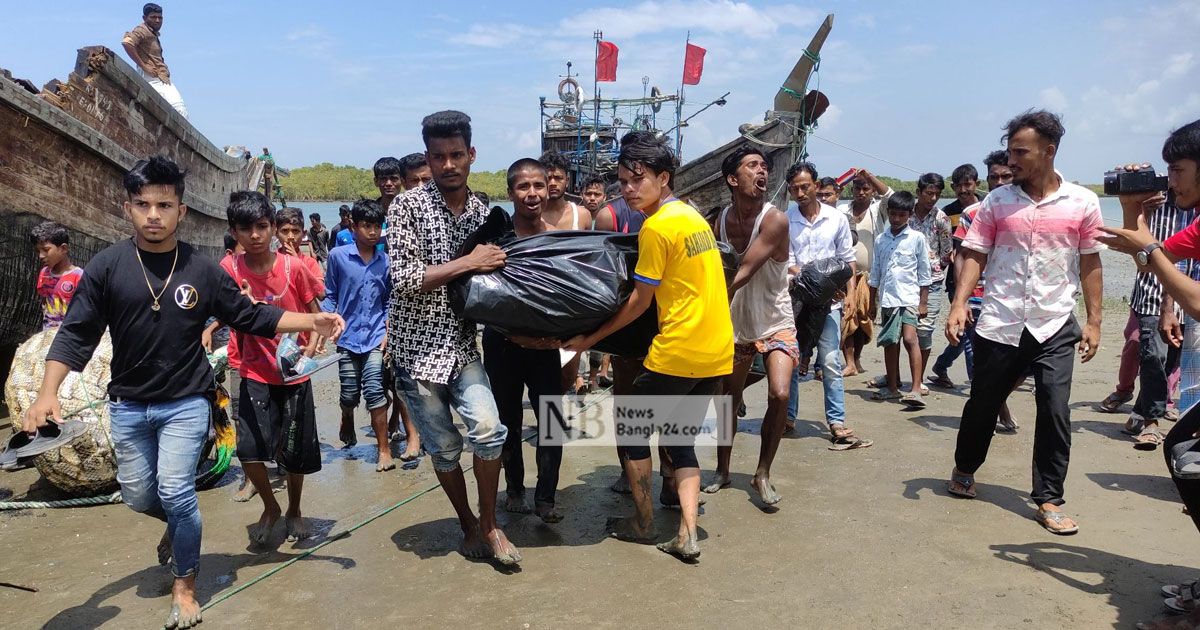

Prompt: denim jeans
[
  {"left": 393, "top": 360, "right": 507, "bottom": 472},
  {"left": 109, "top": 395, "right": 209, "bottom": 578},
  {"left": 933, "top": 306, "right": 979, "bottom": 381},
  {"left": 1133, "top": 313, "right": 1181, "bottom": 420},
  {"left": 788, "top": 309, "right": 845, "bottom": 425},
  {"left": 916, "top": 285, "right": 945, "bottom": 350},
  {"left": 338, "top": 348, "right": 386, "bottom": 410}
]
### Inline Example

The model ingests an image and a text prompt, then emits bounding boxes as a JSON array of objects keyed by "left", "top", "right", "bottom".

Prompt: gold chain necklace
[{"left": 133, "top": 244, "right": 179, "bottom": 312}]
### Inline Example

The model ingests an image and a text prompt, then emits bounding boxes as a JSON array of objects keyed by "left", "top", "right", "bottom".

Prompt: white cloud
[
  {"left": 448, "top": 23, "right": 540, "bottom": 49},
  {"left": 851, "top": 14, "right": 876, "bottom": 29},
  {"left": 1039, "top": 87, "right": 1069, "bottom": 112},
  {"left": 561, "top": 1, "right": 821, "bottom": 40},
  {"left": 1164, "top": 52, "right": 1194, "bottom": 79}
]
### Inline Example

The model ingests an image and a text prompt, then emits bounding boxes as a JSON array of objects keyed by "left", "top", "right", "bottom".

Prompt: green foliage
[{"left": 281, "top": 164, "right": 511, "bottom": 201}]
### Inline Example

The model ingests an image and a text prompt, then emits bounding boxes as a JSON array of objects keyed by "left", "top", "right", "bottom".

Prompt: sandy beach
[{"left": 0, "top": 296, "right": 1193, "bottom": 629}]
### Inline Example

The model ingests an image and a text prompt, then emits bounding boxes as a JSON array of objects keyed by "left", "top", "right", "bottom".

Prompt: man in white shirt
[{"left": 785, "top": 162, "right": 870, "bottom": 450}]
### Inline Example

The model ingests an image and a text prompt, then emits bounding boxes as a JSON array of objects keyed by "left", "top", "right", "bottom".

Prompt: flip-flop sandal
[
  {"left": 828, "top": 436, "right": 873, "bottom": 451},
  {"left": 867, "top": 375, "right": 888, "bottom": 388},
  {"left": 1122, "top": 414, "right": 1146, "bottom": 436},
  {"left": 1134, "top": 429, "right": 1165, "bottom": 451},
  {"left": 1035, "top": 508, "right": 1079, "bottom": 535},
  {"left": 927, "top": 375, "right": 955, "bottom": 388},
  {"left": 920, "top": 385, "right": 929, "bottom": 396},
  {"left": 948, "top": 472, "right": 977, "bottom": 499},
  {"left": 1099, "top": 391, "right": 1133, "bottom": 413},
  {"left": 1165, "top": 408, "right": 1181, "bottom": 422},
  {"left": 901, "top": 394, "right": 926, "bottom": 409},
  {"left": 1161, "top": 579, "right": 1200, "bottom": 599},
  {"left": 0, "top": 419, "right": 86, "bottom": 469},
  {"left": 871, "top": 390, "right": 902, "bottom": 401},
  {"left": 1165, "top": 593, "right": 1197, "bottom": 614}
]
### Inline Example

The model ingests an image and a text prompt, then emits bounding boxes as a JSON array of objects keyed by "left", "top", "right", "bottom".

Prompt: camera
[{"left": 1104, "top": 166, "right": 1168, "bottom": 195}]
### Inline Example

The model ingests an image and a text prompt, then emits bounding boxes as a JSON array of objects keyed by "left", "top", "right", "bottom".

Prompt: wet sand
[{"left": 0, "top": 298, "right": 1194, "bottom": 629}]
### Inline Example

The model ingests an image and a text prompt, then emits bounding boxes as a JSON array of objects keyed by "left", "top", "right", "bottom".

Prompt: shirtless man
[
  {"left": 702, "top": 146, "right": 797, "bottom": 505},
  {"left": 539, "top": 150, "right": 592, "bottom": 396}
]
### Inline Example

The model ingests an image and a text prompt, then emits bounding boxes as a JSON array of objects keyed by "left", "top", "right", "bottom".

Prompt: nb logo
[{"left": 174, "top": 284, "right": 199, "bottom": 309}]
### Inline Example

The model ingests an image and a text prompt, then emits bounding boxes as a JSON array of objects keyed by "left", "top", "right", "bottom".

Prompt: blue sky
[{"left": 3, "top": 0, "right": 1196, "bottom": 182}]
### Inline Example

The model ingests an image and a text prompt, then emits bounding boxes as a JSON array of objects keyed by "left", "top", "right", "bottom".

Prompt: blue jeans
[
  {"left": 338, "top": 348, "right": 386, "bottom": 410},
  {"left": 109, "top": 395, "right": 209, "bottom": 578},
  {"left": 393, "top": 360, "right": 507, "bottom": 472},
  {"left": 933, "top": 305, "right": 979, "bottom": 381},
  {"left": 788, "top": 309, "right": 846, "bottom": 426}
]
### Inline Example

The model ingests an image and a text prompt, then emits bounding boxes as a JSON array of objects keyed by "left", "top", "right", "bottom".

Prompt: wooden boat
[
  {"left": 674, "top": 13, "right": 834, "bottom": 213},
  {"left": 0, "top": 46, "right": 264, "bottom": 368}
]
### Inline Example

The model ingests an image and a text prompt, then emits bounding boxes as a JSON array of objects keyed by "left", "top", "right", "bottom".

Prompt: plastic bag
[{"left": 789, "top": 257, "right": 851, "bottom": 353}]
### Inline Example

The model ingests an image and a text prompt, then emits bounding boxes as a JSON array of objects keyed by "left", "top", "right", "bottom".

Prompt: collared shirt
[
  {"left": 874, "top": 191, "right": 953, "bottom": 283},
  {"left": 961, "top": 179, "right": 1105, "bottom": 347},
  {"left": 386, "top": 180, "right": 489, "bottom": 384},
  {"left": 786, "top": 201, "right": 857, "bottom": 310},
  {"left": 321, "top": 243, "right": 391, "bottom": 355},
  {"left": 122, "top": 23, "right": 169, "bottom": 80},
  {"left": 1131, "top": 202, "right": 1195, "bottom": 317},
  {"left": 955, "top": 203, "right": 986, "bottom": 306},
  {"left": 869, "top": 225, "right": 931, "bottom": 308}
]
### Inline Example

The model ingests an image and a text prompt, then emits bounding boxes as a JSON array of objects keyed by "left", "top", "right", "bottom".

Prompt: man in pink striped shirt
[{"left": 943, "top": 110, "right": 1104, "bottom": 535}]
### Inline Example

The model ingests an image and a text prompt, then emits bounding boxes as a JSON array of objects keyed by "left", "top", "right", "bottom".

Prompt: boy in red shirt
[
  {"left": 221, "top": 192, "right": 326, "bottom": 545},
  {"left": 31, "top": 221, "right": 84, "bottom": 330}
]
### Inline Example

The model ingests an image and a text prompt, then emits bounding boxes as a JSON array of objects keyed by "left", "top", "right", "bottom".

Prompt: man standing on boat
[{"left": 122, "top": 3, "right": 188, "bottom": 118}]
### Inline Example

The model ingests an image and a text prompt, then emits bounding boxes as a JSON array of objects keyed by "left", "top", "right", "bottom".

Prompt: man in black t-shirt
[{"left": 22, "top": 156, "right": 344, "bottom": 630}]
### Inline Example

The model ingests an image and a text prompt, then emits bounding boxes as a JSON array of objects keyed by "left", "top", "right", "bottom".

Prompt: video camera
[{"left": 1104, "top": 165, "right": 1168, "bottom": 195}]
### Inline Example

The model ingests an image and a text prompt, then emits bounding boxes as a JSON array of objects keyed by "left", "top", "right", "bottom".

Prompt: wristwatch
[{"left": 1136, "top": 242, "right": 1164, "bottom": 266}]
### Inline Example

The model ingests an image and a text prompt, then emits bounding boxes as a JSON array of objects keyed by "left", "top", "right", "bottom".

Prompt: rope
[
  {"left": 807, "top": 132, "right": 925, "bottom": 176},
  {"left": 201, "top": 387, "right": 614, "bottom": 613},
  {"left": 0, "top": 490, "right": 121, "bottom": 511}
]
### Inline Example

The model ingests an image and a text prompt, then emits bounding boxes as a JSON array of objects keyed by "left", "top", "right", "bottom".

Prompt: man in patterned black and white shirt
[{"left": 386, "top": 110, "right": 521, "bottom": 566}]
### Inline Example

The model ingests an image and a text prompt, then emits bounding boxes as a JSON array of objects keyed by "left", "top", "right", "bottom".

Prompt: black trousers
[
  {"left": 1164, "top": 405, "right": 1200, "bottom": 533},
  {"left": 955, "top": 317, "right": 1081, "bottom": 506},
  {"left": 482, "top": 329, "right": 564, "bottom": 506},
  {"left": 1133, "top": 312, "right": 1181, "bottom": 420},
  {"left": 617, "top": 369, "right": 720, "bottom": 471}
]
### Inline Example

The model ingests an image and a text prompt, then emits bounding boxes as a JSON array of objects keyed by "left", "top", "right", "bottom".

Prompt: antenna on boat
[{"left": 592, "top": 30, "right": 603, "bottom": 175}]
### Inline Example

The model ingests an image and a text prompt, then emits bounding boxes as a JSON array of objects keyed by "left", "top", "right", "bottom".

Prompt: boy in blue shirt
[{"left": 322, "top": 199, "right": 395, "bottom": 470}]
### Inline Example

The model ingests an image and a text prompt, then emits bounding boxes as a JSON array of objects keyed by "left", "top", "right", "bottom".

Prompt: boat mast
[
  {"left": 592, "top": 30, "right": 602, "bottom": 177},
  {"left": 675, "top": 31, "right": 688, "bottom": 160}
]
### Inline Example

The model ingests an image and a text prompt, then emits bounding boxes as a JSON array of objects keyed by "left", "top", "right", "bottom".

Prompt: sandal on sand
[
  {"left": 1099, "top": 391, "right": 1133, "bottom": 413},
  {"left": 1135, "top": 428, "right": 1165, "bottom": 451},
  {"left": 901, "top": 393, "right": 926, "bottom": 409},
  {"left": 948, "top": 471, "right": 976, "bottom": 499},
  {"left": 1165, "top": 592, "right": 1198, "bottom": 614},
  {"left": 1123, "top": 413, "right": 1146, "bottom": 436},
  {"left": 1161, "top": 579, "right": 1200, "bottom": 599},
  {"left": 1035, "top": 508, "right": 1079, "bottom": 535},
  {"left": 867, "top": 375, "right": 888, "bottom": 388},
  {"left": 828, "top": 436, "right": 873, "bottom": 451},
  {"left": 1165, "top": 408, "right": 1181, "bottom": 422},
  {"left": 927, "top": 372, "right": 955, "bottom": 388},
  {"left": 872, "top": 389, "right": 903, "bottom": 401}
]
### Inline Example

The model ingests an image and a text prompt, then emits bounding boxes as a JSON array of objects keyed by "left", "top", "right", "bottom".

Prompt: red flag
[
  {"left": 596, "top": 40, "right": 618, "bottom": 82},
  {"left": 682, "top": 42, "right": 706, "bottom": 85}
]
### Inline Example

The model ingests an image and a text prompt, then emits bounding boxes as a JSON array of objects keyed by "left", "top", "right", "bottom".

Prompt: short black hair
[
  {"left": 818, "top": 176, "right": 839, "bottom": 189},
  {"left": 338, "top": 204, "right": 351, "bottom": 216},
  {"left": 277, "top": 207, "right": 304, "bottom": 228},
  {"left": 1003, "top": 109, "right": 1065, "bottom": 146},
  {"left": 308, "top": 212, "right": 321, "bottom": 222},
  {"left": 583, "top": 175, "right": 606, "bottom": 191},
  {"left": 226, "top": 191, "right": 275, "bottom": 228},
  {"left": 720, "top": 145, "right": 768, "bottom": 185},
  {"left": 31, "top": 221, "right": 69, "bottom": 246},
  {"left": 950, "top": 164, "right": 979, "bottom": 186},
  {"left": 373, "top": 157, "right": 402, "bottom": 179},
  {"left": 887, "top": 190, "right": 917, "bottom": 214},
  {"left": 917, "top": 172, "right": 945, "bottom": 192},
  {"left": 1163, "top": 119, "right": 1200, "bottom": 164},
  {"left": 351, "top": 198, "right": 384, "bottom": 225},
  {"left": 399, "top": 153, "right": 428, "bottom": 178},
  {"left": 983, "top": 150, "right": 1009, "bottom": 169},
  {"left": 223, "top": 232, "right": 238, "bottom": 252},
  {"left": 539, "top": 150, "right": 570, "bottom": 175},
  {"left": 785, "top": 161, "right": 818, "bottom": 183},
  {"left": 124, "top": 154, "right": 186, "bottom": 199},
  {"left": 618, "top": 131, "right": 677, "bottom": 188},
  {"left": 421, "top": 110, "right": 472, "bottom": 148},
  {"left": 143, "top": 3, "right": 162, "bottom": 16},
  {"left": 507, "top": 158, "right": 547, "bottom": 190}
]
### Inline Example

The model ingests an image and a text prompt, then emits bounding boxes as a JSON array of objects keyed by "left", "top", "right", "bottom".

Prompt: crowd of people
[{"left": 17, "top": 100, "right": 1200, "bottom": 628}]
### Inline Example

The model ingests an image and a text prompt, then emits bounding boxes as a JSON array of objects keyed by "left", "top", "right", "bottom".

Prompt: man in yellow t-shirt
[{"left": 566, "top": 131, "right": 733, "bottom": 561}]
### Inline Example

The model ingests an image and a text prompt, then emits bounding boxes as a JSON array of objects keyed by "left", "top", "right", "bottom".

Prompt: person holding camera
[{"left": 944, "top": 110, "right": 1104, "bottom": 536}]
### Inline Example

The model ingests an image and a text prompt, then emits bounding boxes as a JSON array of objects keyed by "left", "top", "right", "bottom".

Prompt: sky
[{"left": 3, "top": 0, "right": 1197, "bottom": 182}]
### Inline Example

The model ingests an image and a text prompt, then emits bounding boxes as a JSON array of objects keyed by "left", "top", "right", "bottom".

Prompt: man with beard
[
  {"left": 538, "top": 151, "right": 592, "bottom": 396},
  {"left": 702, "top": 146, "right": 796, "bottom": 505},
  {"left": 581, "top": 176, "right": 607, "bottom": 220},
  {"left": 946, "top": 110, "right": 1103, "bottom": 535}
]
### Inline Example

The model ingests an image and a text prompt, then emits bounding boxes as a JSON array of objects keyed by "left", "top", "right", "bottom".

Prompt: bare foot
[
  {"left": 606, "top": 515, "right": 654, "bottom": 544},
  {"left": 854, "top": 361, "right": 866, "bottom": 374},
  {"left": 535, "top": 501, "right": 564, "bottom": 524},
  {"left": 285, "top": 515, "right": 312, "bottom": 542},
  {"left": 249, "top": 505, "right": 281, "bottom": 545},
  {"left": 458, "top": 525, "right": 492, "bottom": 559},
  {"left": 752, "top": 473, "right": 782, "bottom": 505},
  {"left": 842, "top": 366, "right": 859, "bottom": 378},
  {"left": 609, "top": 475, "right": 631, "bottom": 494},
  {"left": 399, "top": 441, "right": 422, "bottom": 462},
  {"left": 157, "top": 528, "right": 172, "bottom": 566},
  {"left": 484, "top": 528, "right": 522, "bottom": 565},
  {"left": 701, "top": 472, "right": 731, "bottom": 494},
  {"left": 656, "top": 533, "right": 701, "bottom": 560},
  {"left": 163, "top": 577, "right": 202, "bottom": 629},
  {"left": 232, "top": 476, "right": 258, "bottom": 502},
  {"left": 658, "top": 489, "right": 707, "bottom": 510},
  {"left": 376, "top": 453, "right": 396, "bottom": 472},
  {"left": 504, "top": 492, "right": 532, "bottom": 514}
]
